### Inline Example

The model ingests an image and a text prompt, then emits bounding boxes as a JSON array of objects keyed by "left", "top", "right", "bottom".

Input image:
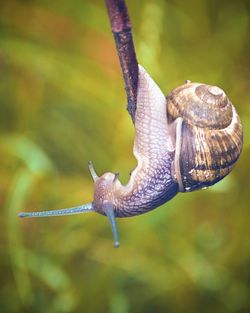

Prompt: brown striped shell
[{"left": 167, "top": 82, "right": 243, "bottom": 192}]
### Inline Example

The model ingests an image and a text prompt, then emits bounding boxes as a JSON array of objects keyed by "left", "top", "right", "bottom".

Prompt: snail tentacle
[
  {"left": 18, "top": 203, "right": 94, "bottom": 218},
  {"left": 103, "top": 202, "right": 120, "bottom": 248},
  {"left": 88, "top": 160, "right": 99, "bottom": 182}
]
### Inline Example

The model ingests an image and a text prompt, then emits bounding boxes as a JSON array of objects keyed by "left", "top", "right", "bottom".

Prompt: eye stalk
[
  {"left": 103, "top": 202, "right": 120, "bottom": 248},
  {"left": 18, "top": 203, "right": 94, "bottom": 218}
]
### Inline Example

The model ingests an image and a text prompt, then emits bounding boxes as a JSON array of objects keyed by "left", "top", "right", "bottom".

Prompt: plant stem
[{"left": 105, "top": 0, "right": 138, "bottom": 123}]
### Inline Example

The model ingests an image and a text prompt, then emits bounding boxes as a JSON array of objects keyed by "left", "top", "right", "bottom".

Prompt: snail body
[
  {"left": 18, "top": 65, "right": 243, "bottom": 247},
  {"left": 93, "top": 65, "right": 179, "bottom": 217}
]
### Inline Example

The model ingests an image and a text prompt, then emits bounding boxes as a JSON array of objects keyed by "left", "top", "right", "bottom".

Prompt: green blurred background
[{"left": 0, "top": 0, "right": 249, "bottom": 312}]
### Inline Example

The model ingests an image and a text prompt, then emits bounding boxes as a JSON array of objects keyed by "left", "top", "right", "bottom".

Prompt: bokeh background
[{"left": 0, "top": 0, "right": 249, "bottom": 312}]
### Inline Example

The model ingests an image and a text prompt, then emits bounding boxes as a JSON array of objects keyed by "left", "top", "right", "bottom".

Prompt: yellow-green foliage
[{"left": 0, "top": 1, "right": 249, "bottom": 312}]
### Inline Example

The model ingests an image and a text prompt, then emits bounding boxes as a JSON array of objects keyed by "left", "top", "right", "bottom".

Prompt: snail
[{"left": 18, "top": 65, "right": 243, "bottom": 248}]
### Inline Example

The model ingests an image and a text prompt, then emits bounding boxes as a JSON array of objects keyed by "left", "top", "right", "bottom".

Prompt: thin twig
[{"left": 105, "top": 0, "right": 138, "bottom": 123}]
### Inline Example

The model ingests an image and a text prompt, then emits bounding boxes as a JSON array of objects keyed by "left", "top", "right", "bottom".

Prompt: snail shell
[{"left": 167, "top": 82, "right": 243, "bottom": 192}]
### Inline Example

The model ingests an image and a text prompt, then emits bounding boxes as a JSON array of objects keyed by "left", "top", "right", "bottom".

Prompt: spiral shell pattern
[{"left": 167, "top": 82, "right": 243, "bottom": 191}]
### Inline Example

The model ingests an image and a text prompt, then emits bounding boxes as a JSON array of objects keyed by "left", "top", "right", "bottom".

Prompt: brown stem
[{"left": 105, "top": 0, "right": 138, "bottom": 123}]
